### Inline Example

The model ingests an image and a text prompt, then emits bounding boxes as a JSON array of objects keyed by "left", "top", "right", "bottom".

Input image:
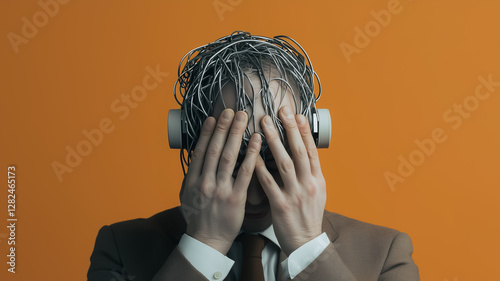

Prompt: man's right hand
[{"left": 180, "top": 109, "right": 262, "bottom": 255}]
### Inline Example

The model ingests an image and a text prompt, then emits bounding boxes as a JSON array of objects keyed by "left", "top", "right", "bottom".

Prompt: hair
[{"left": 174, "top": 31, "right": 321, "bottom": 173}]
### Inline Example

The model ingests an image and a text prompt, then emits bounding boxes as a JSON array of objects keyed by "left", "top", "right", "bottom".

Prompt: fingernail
[
  {"left": 264, "top": 116, "right": 273, "bottom": 127},
  {"left": 296, "top": 114, "right": 306, "bottom": 125},
  {"left": 222, "top": 109, "right": 233, "bottom": 120},
  {"left": 282, "top": 106, "right": 292, "bottom": 117},
  {"left": 252, "top": 133, "right": 262, "bottom": 143},
  {"left": 235, "top": 111, "right": 246, "bottom": 122}
]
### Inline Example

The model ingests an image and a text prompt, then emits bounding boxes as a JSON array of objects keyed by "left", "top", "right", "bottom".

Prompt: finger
[
  {"left": 255, "top": 154, "right": 284, "bottom": 204},
  {"left": 203, "top": 109, "right": 234, "bottom": 177},
  {"left": 188, "top": 117, "right": 216, "bottom": 177},
  {"left": 295, "top": 114, "right": 322, "bottom": 177},
  {"left": 260, "top": 115, "right": 297, "bottom": 190},
  {"left": 217, "top": 111, "right": 248, "bottom": 182},
  {"left": 233, "top": 133, "right": 261, "bottom": 193},
  {"left": 279, "top": 106, "right": 311, "bottom": 179}
]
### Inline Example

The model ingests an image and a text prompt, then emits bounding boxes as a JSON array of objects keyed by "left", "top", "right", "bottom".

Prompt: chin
[{"left": 241, "top": 211, "right": 272, "bottom": 233}]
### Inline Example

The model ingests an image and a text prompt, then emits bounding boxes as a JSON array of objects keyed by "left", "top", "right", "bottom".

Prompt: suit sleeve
[
  {"left": 87, "top": 225, "right": 132, "bottom": 281},
  {"left": 378, "top": 232, "right": 420, "bottom": 281},
  {"left": 286, "top": 231, "right": 420, "bottom": 281},
  {"left": 286, "top": 243, "right": 358, "bottom": 281}
]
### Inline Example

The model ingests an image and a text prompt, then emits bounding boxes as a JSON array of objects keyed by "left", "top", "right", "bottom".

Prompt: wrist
[
  {"left": 188, "top": 232, "right": 233, "bottom": 255},
  {"left": 282, "top": 231, "right": 323, "bottom": 256}
]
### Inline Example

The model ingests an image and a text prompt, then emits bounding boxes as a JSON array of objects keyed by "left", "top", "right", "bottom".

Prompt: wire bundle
[{"left": 174, "top": 31, "right": 322, "bottom": 173}]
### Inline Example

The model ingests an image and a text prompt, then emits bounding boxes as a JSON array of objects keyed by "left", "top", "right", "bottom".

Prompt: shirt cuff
[
  {"left": 281, "top": 232, "right": 330, "bottom": 279},
  {"left": 178, "top": 234, "right": 235, "bottom": 281}
]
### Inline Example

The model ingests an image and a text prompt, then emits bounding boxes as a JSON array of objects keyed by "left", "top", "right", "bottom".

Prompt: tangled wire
[{"left": 174, "top": 31, "right": 322, "bottom": 174}]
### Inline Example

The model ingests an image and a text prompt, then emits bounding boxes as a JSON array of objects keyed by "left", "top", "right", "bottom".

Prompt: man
[{"left": 87, "top": 31, "right": 420, "bottom": 281}]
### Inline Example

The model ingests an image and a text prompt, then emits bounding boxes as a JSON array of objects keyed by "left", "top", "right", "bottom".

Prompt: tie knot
[{"left": 241, "top": 234, "right": 266, "bottom": 259}]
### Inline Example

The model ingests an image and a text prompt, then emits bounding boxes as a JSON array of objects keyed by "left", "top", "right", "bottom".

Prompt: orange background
[{"left": 1, "top": 0, "right": 499, "bottom": 280}]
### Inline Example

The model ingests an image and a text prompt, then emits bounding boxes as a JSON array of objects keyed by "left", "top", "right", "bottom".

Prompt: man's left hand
[{"left": 255, "top": 106, "right": 327, "bottom": 256}]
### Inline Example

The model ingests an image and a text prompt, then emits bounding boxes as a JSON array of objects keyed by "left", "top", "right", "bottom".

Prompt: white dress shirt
[{"left": 178, "top": 225, "right": 330, "bottom": 281}]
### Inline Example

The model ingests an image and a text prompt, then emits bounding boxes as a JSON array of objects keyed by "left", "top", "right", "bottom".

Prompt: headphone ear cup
[
  {"left": 168, "top": 109, "right": 183, "bottom": 149},
  {"left": 316, "top": 109, "right": 331, "bottom": 148},
  {"left": 309, "top": 108, "right": 331, "bottom": 148}
]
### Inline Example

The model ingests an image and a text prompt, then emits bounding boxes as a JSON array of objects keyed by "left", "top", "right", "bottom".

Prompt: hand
[
  {"left": 255, "top": 106, "right": 327, "bottom": 256},
  {"left": 180, "top": 109, "right": 262, "bottom": 254}
]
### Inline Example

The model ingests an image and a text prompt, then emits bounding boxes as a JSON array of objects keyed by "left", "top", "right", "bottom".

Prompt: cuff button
[{"left": 213, "top": 271, "right": 222, "bottom": 280}]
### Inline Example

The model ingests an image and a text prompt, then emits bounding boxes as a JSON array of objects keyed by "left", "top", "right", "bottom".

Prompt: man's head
[
  {"left": 175, "top": 31, "right": 321, "bottom": 164},
  {"left": 175, "top": 31, "right": 321, "bottom": 231}
]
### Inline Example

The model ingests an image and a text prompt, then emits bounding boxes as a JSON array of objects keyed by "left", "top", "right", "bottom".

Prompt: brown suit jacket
[{"left": 87, "top": 207, "right": 419, "bottom": 281}]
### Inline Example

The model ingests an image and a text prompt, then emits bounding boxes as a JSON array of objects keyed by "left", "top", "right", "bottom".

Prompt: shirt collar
[
  {"left": 242, "top": 224, "right": 280, "bottom": 249},
  {"left": 260, "top": 225, "right": 280, "bottom": 248}
]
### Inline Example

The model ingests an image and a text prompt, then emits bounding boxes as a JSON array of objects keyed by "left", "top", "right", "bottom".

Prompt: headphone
[{"left": 167, "top": 107, "right": 331, "bottom": 149}]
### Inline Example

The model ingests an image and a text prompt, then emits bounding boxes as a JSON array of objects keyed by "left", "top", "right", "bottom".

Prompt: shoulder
[
  {"left": 109, "top": 206, "right": 184, "bottom": 231},
  {"left": 105, "top": 206, "right": 185, "bottom": 244},
  {"left": 89, "top": 207, "right": 185, "bottom": 262},
  {"left": 322, "top": 210, "right": 415, "bottom": 272},
  {"left": 324, "top": 210, "right": 401, "bottom": 239},
  {"left": 91, "top": 207, "right": 185, "bottom": 273},
  {"left": 89, "top": 207, "right": 185, "bottom": 280}
]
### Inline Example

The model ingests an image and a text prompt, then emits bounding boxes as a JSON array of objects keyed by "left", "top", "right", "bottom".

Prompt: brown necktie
[{"left": 240, "top": 234, "right": 266, "bottom": 281}]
